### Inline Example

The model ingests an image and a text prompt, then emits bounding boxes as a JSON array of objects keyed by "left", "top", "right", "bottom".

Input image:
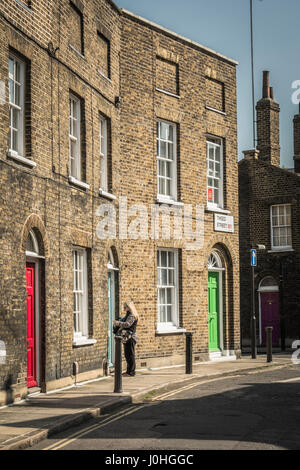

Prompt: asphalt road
[{"left": 30, "top": 364, "right": 300, "bottom": 451}]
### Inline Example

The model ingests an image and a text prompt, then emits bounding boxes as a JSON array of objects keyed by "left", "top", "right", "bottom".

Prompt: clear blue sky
[{"left": 117, "top": 0, "right": 300, "bottom": 168}]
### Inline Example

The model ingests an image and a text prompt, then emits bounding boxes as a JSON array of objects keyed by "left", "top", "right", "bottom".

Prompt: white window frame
[
  {"left": 157, "top": 120, "right": 177, "bottom": 202},
  {"left": 73, "top": 248, "right": 89, "bottom": 342},
  {"left": 9, "top": 54, "right": 25, "bottom": 157},
  {"left": 99, "top": 115, "right": 108, "bottom": 192},
  {"left": 206, "top": 136, "right": 223, "bottom": 210},
  {"left": 157, "top": 249, "right": 180, "bottom": 332},
  {"left": 270, "top": 204, "right": 292, "bottom": 251},
  {"left": 69, "top": 94, "right": 81, "bottom": 181}
]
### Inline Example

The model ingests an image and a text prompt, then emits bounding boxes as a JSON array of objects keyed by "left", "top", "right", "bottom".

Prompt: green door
[{"left": 208, "top": 272, "right": 220, "bottom": 352}]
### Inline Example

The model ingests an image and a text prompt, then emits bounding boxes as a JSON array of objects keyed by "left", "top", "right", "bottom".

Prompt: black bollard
[
  {"left": 114, "top": 336, "right": 122, "bottom": 393},
  {"left": 266, "top": 326, "right": 273, "bottom": 363},
  {"left": 185, "top": 332, "right": 193, "bottom": 374}
]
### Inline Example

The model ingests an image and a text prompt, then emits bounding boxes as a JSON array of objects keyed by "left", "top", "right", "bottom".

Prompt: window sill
[
  {"left": 156, "top": 328, "right": 187, "bottom": 336},
  {"left": 16, "top": 0, "right": 32, "bottom": 13},
  {"left": 99, "top": 188, "right": 117, "bottom": 200},
  {"left": 69, "top": 44, "right": 85, "bottom": 60},
  {"left": 73, "top": 338, "right": 97, "bottom": 347},
  {"left": 69, "top": 176, "right": 90, "bottom": 190},
  {"left": 205, "top": 106, "right": 226, "bottom": 116},
  {"left": 97, "top": 70, "right": 112, "bottom": 83},
  {"left": 7, "top": 150, "right": 36, "bottom": 168},
  {"left": 206, "top": 206, "right": 230, "bottom": 215},
  {"left": 156, "top": 88, "right": 180, "bottom": 99},
  {"left": 268, "top": 248, "right": 294, "bottom": 253},
  {"left": 156, "top": 197, "right": 184, "bottom": 207}
]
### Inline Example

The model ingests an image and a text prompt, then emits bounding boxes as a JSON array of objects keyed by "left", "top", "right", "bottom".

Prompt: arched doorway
[
  {"left": 258, "top": 276, "right": 280, "bottom": 346},
  {"left": 107, "top": 248, "right": 119, "bottom": 367},
  {"left": 208, "top": 251, "right": 225, "bottom": 355},
  {"left": 25, "top": 229, "right": 45, "bottom": 388}
]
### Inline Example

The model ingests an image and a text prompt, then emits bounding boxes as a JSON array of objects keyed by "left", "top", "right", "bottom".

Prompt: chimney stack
[
  {"left": 256, "top": 71, "right": 281, "bottom": 167},
  {"left": 293, "top": 102, "right": 300, "bottom": 173}
]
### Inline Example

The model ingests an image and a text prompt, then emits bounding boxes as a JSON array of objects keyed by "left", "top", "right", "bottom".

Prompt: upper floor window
[
  {"left": 207, "top": 137, "right": 223, "bottom": 209},
  {"left": 157, "top": 249, "right": 179, "bottom": 331},
  {"left": 97, "top": 32, "right": 110, "bottom": 79},
  {"left": 69, "top": 1, "right": 84, "bottom": 56},
  {"left": 156, "top": 57, "right": 179, "bottom": 97},
  {"left": 157, "top": 120, "right": 177, "bottom": 201},
  {"left": 100, "top": 115, "right": 108, "bottom": 191},
  {"left": 271, "top": 204, "right": 292, "bottom": 250},
  {"left": 9, "top": 54, "right": 25, "bottom": 156},
  {"left": 69, "top": 94, "right": 81, "bottom": 180},
  {"left": 206, "top": 78, "right": 225, "bottom": 113}
]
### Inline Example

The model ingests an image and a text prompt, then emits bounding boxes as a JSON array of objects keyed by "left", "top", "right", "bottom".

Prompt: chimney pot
[
  {"left": 270, "top": 87, "right": 274, "bottom": 100},
  {"left": 262, "top": 71, "right": 270, "bottom": 98}
]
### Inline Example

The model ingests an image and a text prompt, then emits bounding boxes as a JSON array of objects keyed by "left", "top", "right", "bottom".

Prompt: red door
[
  {"left": 260, "top": 292, "right": 280, "bottom": 346},
  {"left": 26, "top": 263, "right": 37, "bottom": 388}
]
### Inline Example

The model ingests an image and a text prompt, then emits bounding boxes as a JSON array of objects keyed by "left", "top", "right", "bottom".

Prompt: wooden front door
[
  {"left": 208, "top": 272, "right": 220, "bottom": 352},
  {"left": 26, "top": 263, "right": 37, "bottom": 388},
  {"left": 260, "top": 292, "right": 280, "bottom": 346}
]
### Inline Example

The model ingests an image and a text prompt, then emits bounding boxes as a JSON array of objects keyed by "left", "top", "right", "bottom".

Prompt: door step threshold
[
  {"left": 27, "top": 387, "right": 41, "bottom": 397},
  {"left": 209, "top": 352, "right": 237, "bottom": 362}
]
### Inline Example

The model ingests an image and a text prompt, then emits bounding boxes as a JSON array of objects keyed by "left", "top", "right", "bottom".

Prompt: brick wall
[
  {"left": 239, "top": 156, "right": 300, "bottom": 345},
  {"left": 0, "top": 0, "right": 240, "bottom": 404}
]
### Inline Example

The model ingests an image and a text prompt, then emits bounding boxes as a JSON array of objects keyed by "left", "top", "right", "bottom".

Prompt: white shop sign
[{"left": 214, "top": 214, "right": 234, "bottom": 233}]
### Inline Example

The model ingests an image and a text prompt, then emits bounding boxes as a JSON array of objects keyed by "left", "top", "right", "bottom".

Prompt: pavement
[{"left": 0, "top": 354, "right": 292, "bottom": 450}]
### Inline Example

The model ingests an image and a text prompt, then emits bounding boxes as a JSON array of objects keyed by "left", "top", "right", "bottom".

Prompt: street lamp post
[
  {"left": 251, "top": 249, "right": 257, "bottom": 359},
  {"left": 250, "top": 0, "right": 256, "bottom": 149}
]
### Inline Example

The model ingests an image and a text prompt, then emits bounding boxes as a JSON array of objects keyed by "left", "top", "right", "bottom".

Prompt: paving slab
[{"left": 0, "top": 355, "right": 292, "bottom": 450}]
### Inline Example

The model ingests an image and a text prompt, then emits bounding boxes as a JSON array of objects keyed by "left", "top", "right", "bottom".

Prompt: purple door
[{"left": 260, "top": 292, "right": 280, "bottom": 345}]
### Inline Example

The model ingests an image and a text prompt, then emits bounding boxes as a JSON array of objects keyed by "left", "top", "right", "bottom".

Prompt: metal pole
[
  {"left": 279, "top": 259, "right": 286, "bottom": 352},
  {"left": 185, "top": 332, "right": 193, "bottom": 374},
  {"left": 250, "top": 0, "right": 256, "bottom": 148},
  {"left": 114, "top": 336, "right": 122, "bottom": 393},
  {"left": 266, "top": 327, "right": 273, "bottom": 362},
  {"left": 251, "top": 265, "right": 257, "bottom": 359}
]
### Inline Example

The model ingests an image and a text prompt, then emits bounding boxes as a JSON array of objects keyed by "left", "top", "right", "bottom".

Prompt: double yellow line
[
  {"left": 151, "top": 374, "right": 242, "bottom": 402},
  {"left": 43, "top": 404, "right": 147, "bottom": 451}
]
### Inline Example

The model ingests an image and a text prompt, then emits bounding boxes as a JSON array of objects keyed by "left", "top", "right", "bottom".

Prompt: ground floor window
[
  {"left": 73, "top": 248, "right": 88, "bottom": 340},
  {"left": 157, "top": 249, "right": 179, "bottom": 330}
]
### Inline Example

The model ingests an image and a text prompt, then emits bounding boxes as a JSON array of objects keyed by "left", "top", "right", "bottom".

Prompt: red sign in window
[{"left": 208, "top": 188, "right": 213, "bottom": 201}]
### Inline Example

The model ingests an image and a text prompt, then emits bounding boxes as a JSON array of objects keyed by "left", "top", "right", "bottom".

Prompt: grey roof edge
[
  {"left": 121, "top": 9, "right": 239, "bottom": 66},
  {"left": 239, "top": 156, "right": 299, "bottom": 178}
]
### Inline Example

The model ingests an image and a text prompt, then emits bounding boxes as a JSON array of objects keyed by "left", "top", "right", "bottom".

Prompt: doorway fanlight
[
  {"left": 208, "top": 251, "right": 223, "bottom": 270},
  {"left": 107, "top": 248, "right": 119, "bottom": 271},
  {"left": 258, "top": 276, "right": 279, "bottom": 292},
  {"left": 26, "top": 230, "right": 44, "bottom": 259}
]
